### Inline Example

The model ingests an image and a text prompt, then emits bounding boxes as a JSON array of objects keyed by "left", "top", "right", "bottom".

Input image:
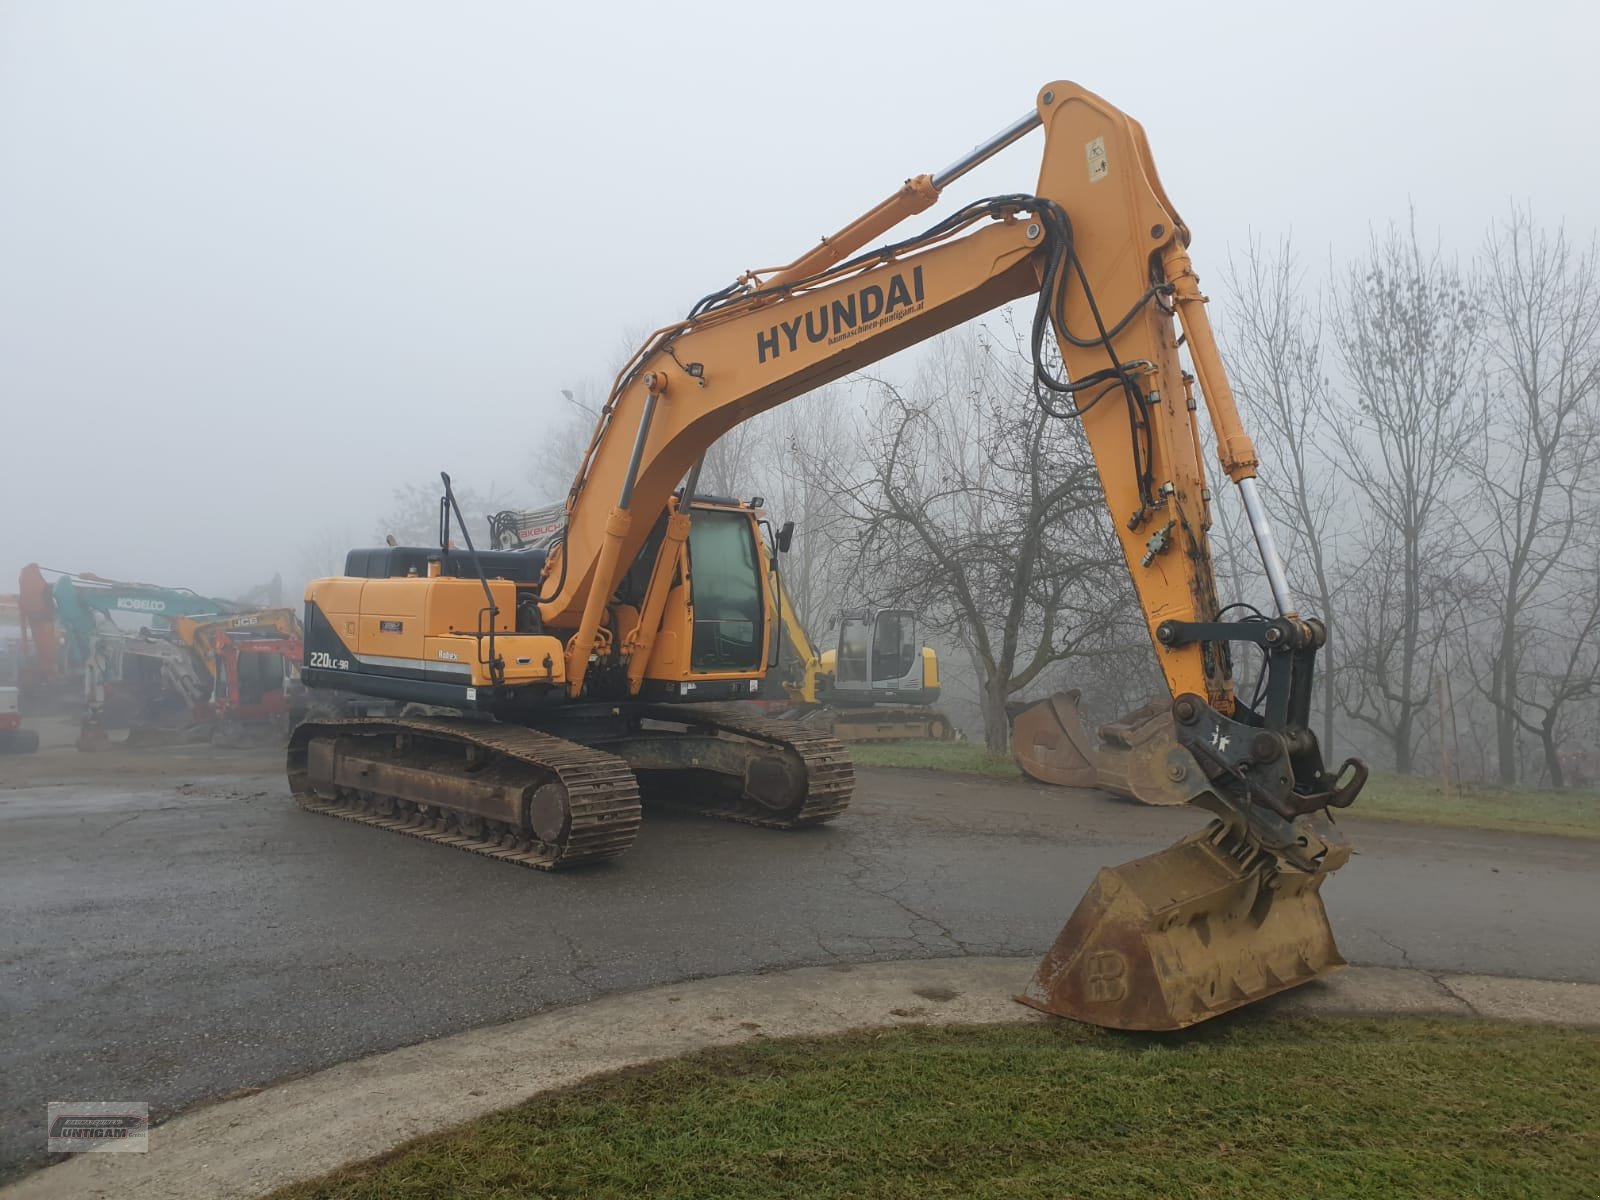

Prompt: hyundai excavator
[{"left": 295, "top": 80, "right": 1366, "bottom": 1030}]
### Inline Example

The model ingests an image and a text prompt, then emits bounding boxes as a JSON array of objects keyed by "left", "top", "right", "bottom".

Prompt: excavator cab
[{"left": 830, "top": 609, "right": 934, "bottom": 704}]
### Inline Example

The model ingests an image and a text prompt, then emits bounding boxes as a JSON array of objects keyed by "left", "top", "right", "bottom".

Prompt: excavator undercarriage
[
  {"left": 289, "top": 703, "right": 853, "bottom": 870},
  {"left": 599, "top": 703, "right": 854, "bottom": 828},
  {"left": 289, "top": 717, "right": 645, "bottom": 869},
  {"left": 788, "top": 704, "right": 956, "bottom": 744}
]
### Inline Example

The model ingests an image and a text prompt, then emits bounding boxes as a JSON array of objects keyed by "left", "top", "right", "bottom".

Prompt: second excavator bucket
[
  {"left": 1018, "top": 821, "right": 1348, "bottom": 1030},
  {"left": 1008, "top": 691, "right": 1190, "bottom": 805}
]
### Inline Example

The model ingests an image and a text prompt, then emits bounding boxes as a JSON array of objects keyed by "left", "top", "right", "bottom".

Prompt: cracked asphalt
[{"left": 4, "top": 748, "right": 1597, "bottom": 1179}]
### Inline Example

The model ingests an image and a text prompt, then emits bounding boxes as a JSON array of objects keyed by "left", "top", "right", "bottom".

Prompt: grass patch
[
  {"left": 852, "top": 742, "right": 1600, "bottom": 838},
  {"left": 1350, "top": 773, "right": 1600, "bottom": 838},
  {"left": 851, "top": 740, "right": 1023, "bottom": 779},
  {"left": 270, "top": 1018, "right": 1599, "bottom": 1200}
]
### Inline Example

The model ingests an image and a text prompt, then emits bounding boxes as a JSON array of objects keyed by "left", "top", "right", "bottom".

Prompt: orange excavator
[{"left": 292, "top": 80, "right": 1365, "bottom": 1030}]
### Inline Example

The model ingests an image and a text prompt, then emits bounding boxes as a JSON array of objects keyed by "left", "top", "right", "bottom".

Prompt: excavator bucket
[
  {"left": 1019, "top": 821, "right": 1349, "bottom": 1030},
  {"left": 1008, "top": 691, "right": 1190, "bottom": 805}
]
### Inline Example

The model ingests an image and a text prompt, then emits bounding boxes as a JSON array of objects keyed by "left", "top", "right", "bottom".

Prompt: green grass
[
  {"left": 851, "top": 740, "right": 1023, "bottom": 779},
  {"left": 1351, "top": 773, "right": 1600, "bottom": 838},
  {"left": 270, "top": 1018, "right": 1599, "bottom": 1200},
  {"left": 851, "top": 742, "right": 1600, "bottom": 838}
]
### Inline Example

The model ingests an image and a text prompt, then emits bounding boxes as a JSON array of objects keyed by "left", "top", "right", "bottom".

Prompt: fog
[{"left": 2, "top": 0, "right": 1592, "bottom": 598}]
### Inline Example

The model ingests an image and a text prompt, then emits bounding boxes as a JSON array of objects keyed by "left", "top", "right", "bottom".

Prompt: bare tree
[
  {"left": 1465, "top": 209, "right": 1600, "bottom": 783},
  {"left": 1221, "top": 236, "right": 1345, "bottom": 752},
  {"left": 527, "top": 383, "right": 608, "bottom": 503},
  {"left": 1498, "top": 553, "right": 1600, "bottom": 787},
  {"left": 532, "top": 324, "right": 658, "bottom": 503},
  {"left": 819, "top": 326, "right": 1125, "bottom": 752},
  {"left": 376, "top": 480, "right": 514, "bottom": 547},
  {"left": 760, "top": 386, "right": 859, "bottom": 631},
  {"left": 1329, "top": 217, "right": 1482, "bottom": 773},
  {"left": 696, "top": 417, "right": 767, "bottom": 502}
]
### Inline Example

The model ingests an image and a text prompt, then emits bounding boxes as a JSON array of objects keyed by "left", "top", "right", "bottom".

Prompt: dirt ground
[{"left": 0, "top": 714, "right": 280, "bottom": 788}]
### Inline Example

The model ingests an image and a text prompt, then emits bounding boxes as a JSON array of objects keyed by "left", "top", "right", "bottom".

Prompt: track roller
[
  {"left": 287, "top": 718, "right": 641, "bottom": 869},
  {"left": 596, "top": 703, "right": 853, "bottom": 828}
]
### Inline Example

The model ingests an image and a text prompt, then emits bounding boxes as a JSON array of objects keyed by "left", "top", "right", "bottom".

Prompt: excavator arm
[
  {"left": 536, "top": 81, "right": 1366, "bottom": 1027},
  {"left": 549, "top": 81, "right": 1356, "bottom": 842},
  {"left": 552, "top": 87, "right": 1249, "bottom": 706}
]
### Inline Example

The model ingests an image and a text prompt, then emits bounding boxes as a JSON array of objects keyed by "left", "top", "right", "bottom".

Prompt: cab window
[
  {"left": 687, "top": 510, "right": 763, "bottom": 673},
  {"left": 836, "top": 617, "right": 870, "bottom": 683},
  {"left": 871, "top": 611, "right": 917, "bottom": 682}
]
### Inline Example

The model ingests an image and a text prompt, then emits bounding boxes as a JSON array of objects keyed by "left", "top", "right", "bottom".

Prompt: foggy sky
[{"left": 2, "top": 0, "right": 1593, "bottom": 598}]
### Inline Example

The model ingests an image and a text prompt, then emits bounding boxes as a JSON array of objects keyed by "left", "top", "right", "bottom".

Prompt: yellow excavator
[
  {"left": 294, "top": 80, "right": 1366, "bottom": 1030},
  {"left": 769, "top": 572, "right": 954, "bottom": 742}
]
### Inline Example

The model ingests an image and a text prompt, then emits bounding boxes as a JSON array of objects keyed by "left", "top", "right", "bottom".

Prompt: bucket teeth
[{"left": 1019, "top": 820, "right": 1346, "bottom": 1030}]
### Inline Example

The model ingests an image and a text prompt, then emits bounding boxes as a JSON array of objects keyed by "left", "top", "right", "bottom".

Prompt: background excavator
[
  {"left": 16, "top": 564, "right": 240, "bottom": 698},
  {"left": 294, "top": 79, "right": 1365, "bottom": 1031},
  {"left": 488, "top": 502, "right": 565, "bottom": 552},
  {"left": 79, "top": 608, "right": 304, "bottom": 749},
  {"left": 764, "top": 573, "right": 955, "bottom": 742},
  {"left": 0, "top": 623, "right": 39, "bottom": 754}
]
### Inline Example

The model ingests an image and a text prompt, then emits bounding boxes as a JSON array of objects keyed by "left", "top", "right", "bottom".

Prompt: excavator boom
[{"left": 546, "top": 87, "right": 1267, "bottom": 714}]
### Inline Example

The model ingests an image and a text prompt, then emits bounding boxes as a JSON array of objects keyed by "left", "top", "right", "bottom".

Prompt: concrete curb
[{"left": 9, "top": 958, "right": 1600, "bottom": 1200}]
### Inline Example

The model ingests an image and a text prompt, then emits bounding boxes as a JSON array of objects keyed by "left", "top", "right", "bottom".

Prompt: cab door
[
  {"left": 867, "top": 609, "right": 920, "bottom": 693},
  {"left": 833, "top": 613, "right": 872, "bottom": 693}
]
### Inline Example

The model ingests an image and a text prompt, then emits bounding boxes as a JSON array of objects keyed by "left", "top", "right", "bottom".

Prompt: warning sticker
[{"left": 1086, "top": 135, "right": 1108, "bottom": 183}]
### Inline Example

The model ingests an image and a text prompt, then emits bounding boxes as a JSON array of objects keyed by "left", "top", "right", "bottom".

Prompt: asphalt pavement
[{"left": 3, "top": 753, "right": 1596, "bottom": 1179}]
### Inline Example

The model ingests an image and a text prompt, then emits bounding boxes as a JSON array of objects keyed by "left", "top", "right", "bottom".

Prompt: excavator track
[
  {"left": 625, "top": 702, "right": 854, "bottom": 828},
  {"left": 813, "top": 705, "right": 957, "bottom": 744},
  {"left": 287, "top": 717, "right": 642, "bottom": 869}
]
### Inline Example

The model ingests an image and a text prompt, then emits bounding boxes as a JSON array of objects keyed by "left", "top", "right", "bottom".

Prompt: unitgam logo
[
  {"left": 46, "top": 1102, "right": 150, "bottom": 1153},
  {"left": 756, "top": 266, "right": 925, "bottom": 364}
]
